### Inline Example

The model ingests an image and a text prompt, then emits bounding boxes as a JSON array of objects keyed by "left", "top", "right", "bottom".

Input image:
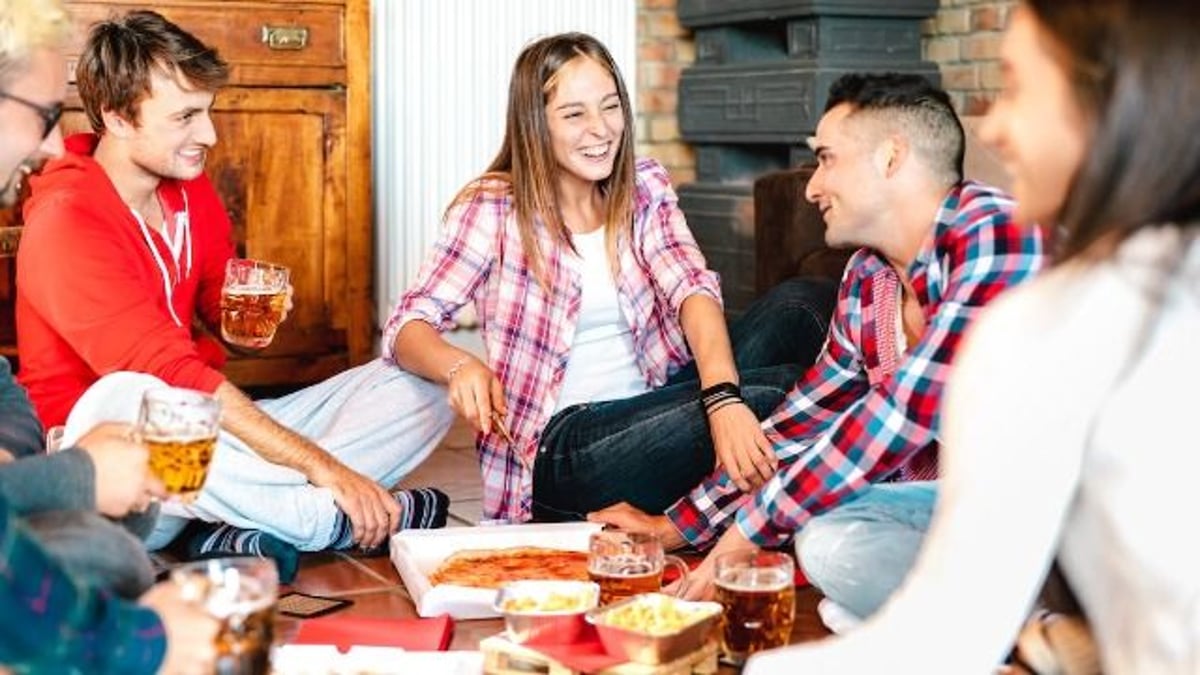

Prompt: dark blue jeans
[{"left": 531, "top": 277, "right": 837, "bottom": 521}]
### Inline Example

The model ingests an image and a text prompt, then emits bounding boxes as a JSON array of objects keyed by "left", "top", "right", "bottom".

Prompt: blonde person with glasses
[{"left": 1, "top": 1, "right": 218, "bottom": 672}]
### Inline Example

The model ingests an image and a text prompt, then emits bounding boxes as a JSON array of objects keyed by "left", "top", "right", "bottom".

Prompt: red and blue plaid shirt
[
  {"left": 665, "top": 181, "right": 1045, "bottom": 548},
  {"left": 383, "top": 158, "right": 722, "bottom": 522}
]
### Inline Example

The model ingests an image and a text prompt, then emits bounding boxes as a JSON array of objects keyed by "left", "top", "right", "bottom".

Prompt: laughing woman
[{"left": 385, "top": 33, "right": 835, "bottom": 525}]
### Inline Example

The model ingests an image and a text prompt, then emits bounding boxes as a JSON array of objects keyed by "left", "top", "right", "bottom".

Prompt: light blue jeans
[
  {"left": 62, "top": 359, "right": 454, "bottom": 551},
  {"left": 795, "top": 481, "right": 937, "bottom": 620}
]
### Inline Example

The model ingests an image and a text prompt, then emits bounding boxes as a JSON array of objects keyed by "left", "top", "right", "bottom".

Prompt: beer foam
[
  {"left": 143, "top": 432, "right": 218, "bottom": 445},
  {"left": 204, "top": 573, "right": 275, "bottom": 620},
  {"left": 589, "top": 554, "right": 657, "bottom": 576},
  {"left": 714, "top": 567, "right": 791, "bottom": 592},
  {"left": 225, "top": 286, "right": 282, "bottom": 295}
]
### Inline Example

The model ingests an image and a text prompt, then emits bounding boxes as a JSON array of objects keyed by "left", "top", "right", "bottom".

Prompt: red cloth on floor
[{"left": 292, "top": 614, "right": 454, "bottom": 652}]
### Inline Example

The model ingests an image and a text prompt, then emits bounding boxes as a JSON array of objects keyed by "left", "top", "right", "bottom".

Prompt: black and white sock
[
  {"left": 330, "top": 487, "right": 450, "bottom": 551},
  {"left": 178, "top": 521, "right": 300, "bottom": 584}
]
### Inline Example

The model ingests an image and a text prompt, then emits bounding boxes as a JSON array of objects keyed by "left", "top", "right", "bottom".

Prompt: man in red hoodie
[{"left": 15, "top": 10, "right": 453, "bottom": 576}]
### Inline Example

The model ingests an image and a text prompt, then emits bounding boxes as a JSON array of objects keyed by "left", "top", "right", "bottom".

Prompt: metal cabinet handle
[{"left": 261, "top": 25, "right": 309, "bottom": 51}]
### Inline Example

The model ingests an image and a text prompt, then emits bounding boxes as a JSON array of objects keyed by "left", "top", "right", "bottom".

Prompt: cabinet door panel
[{"left": 209, "top": 88, "right": 348, "bottom": 359}]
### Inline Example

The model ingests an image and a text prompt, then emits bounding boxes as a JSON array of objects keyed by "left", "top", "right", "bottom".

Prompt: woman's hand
[
  {"left": 708, "top": 402, "right": 777, "bottom": 492},
  {"left": 447, "top": 356, "right": 507, "bottom": 435}
]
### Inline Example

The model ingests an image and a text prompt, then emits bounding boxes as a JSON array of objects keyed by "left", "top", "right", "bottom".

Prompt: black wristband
[
  {"left": 706, "top": 397, "right": 744, "bottom": 416},
  {"left": 701, "top": 381, "right": 742, "bottom": 413}
]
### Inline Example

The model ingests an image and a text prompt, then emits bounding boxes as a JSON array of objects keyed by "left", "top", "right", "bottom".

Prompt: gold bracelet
[{"left": 446, "top": 355, "right": 470, "bottom": 383}]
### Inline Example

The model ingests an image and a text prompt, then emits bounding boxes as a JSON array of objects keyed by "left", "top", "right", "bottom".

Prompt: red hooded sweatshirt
[{"left": 16, "top": 133, "right": 232, "bottom": 427}]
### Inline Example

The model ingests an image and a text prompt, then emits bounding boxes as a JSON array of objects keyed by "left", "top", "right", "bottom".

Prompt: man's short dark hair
[
  {"left": 826, "top": 73, "right": 965, "bottom": 185},
  {"left": 76, "top": 10, "right": 229, "bottom": 133}
]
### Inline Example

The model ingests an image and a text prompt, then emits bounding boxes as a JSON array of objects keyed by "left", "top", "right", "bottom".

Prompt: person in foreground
[
  {"left": 3, "top": 356, "right": 163, "bottom": 598},
  {"left": 15, "top": 10, "right": 453, "bottom": 578},
  {"left": 388, "top": 32, "right": 835, "bottom": 523},
  {"left": 596, "top": 74, "right": 1045, "bottom": 622},
  {"left": 745, "top": 1, "right": 1200, "bottom": 672},
  {"left": 0, "top": 1, "right": 162, "bottom": 600},
  {"left": 0, "top": 1, "right": 218, "bottom": 671}
]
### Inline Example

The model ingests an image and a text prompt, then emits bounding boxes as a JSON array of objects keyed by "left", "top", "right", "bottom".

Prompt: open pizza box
[{"left": 390, "top": 522, "right": 603, "bottom": 619}]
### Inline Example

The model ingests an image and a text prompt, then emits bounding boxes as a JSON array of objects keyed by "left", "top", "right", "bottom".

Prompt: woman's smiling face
[
  {"left": 979, "top": 6, "right": 1089, "bottom": 227},
  {"left": 544, "top": 55, "right": 625, "bottom": 196}
]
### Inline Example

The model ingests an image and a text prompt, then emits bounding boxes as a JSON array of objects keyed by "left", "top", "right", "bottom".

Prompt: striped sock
[
  {"left": 180, "top": 522, "right": 300, "bottom": 584},
  {"left": 331, "top": 487, "right": 450, "bottom": 551}
]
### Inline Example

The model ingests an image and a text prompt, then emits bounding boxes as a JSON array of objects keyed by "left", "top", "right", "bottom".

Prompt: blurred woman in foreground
[{"left": 747, "top": 1, "right": 1200, "bottom": 672}]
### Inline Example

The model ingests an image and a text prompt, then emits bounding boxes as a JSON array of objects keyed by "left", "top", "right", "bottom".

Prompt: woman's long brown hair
[
  {"left": 449, "top": 32, "right": 636, "bottom": 290},
  {"left": 1024, "top": 0, "right": 1200, "bottom": 262}
]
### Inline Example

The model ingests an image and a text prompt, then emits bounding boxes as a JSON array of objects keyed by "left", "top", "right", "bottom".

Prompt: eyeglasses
[{"left": 0, "top": 91, "right": 64, "bottom": 141}]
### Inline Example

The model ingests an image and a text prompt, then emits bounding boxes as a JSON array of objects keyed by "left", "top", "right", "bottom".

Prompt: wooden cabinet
[{"left": 0, "top": 0, "right": 373, "bottom": 387}]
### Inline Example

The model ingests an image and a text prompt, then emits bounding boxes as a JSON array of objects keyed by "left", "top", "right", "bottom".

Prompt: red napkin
[
  {"left": 292, "top": 615, "right": 455, "bottom": 652},
  {"left": 526, "top": 624, "right": 626, "bottom": 672}
]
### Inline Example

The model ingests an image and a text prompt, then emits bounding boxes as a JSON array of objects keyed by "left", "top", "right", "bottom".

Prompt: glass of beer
[
  {"left": 587, "top": 531, "right": 690, "bottom": 606},
  {"left": 714, "top": 550, "right": 796, "bottom": 665},
  {"left": 137, "top": 387, "right": 220, "bottom": 501},
  {"left": 172, "top": 556, "right": 279, "bottom": 675},
  {"left": 221, "top": 258, "right": 289, "bottom": 348}
]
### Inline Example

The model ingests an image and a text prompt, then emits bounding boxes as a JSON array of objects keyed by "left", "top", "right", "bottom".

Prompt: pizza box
[{"left": 390, "top": 522, "right": 603, "bottom": 619}]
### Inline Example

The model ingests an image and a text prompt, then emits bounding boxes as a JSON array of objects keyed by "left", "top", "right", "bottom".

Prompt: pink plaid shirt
[{"left": 383, "top": 158, "right": 722, "bottom": 521}]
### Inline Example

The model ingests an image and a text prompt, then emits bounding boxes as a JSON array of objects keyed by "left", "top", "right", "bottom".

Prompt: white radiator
[{"left": 371, "top": 0, "right": 637, "bottom": 332}]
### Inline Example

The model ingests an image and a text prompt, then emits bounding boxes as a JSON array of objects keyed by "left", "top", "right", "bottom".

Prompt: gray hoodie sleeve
[
  {"left": 0, "top": 448, "right": 96, "bottom": 514},
  {"left": 0, "top": 356, "right": 44, "bottom": 459}
]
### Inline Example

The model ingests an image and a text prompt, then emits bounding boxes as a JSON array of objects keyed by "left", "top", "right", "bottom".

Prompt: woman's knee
[{"left": 732, "top": 278, "right": 838, "bottom": 369}]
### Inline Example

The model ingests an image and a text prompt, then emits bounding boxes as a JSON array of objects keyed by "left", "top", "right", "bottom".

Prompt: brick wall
[
  {"left": 636, "top": 0, "right": 1017, "bottom": 184},
  {"left": 923, "top": 0, "right": 1016, "bottom": 116},
  {"left": 635, "top": 0, "right": 696, "bottom": 184}
]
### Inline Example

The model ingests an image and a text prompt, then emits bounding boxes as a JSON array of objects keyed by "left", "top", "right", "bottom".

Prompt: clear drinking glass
[
  {"left": 587, "top": 531, "right": 690, "bottom": 606},
  {"left": 137, "top": 387, "right": 221, "bottom": 501},
  {"left": 172, "top": 556, "right": 279, "bottom": 675},
  {"left": 220, "top": 258, "right": 290, "bottom": 348},
  {"left": 714, "top": 550, "right": 796, "bottom": 665}
]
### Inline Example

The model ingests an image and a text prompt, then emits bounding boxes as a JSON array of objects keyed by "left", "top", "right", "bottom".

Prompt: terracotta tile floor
[{"left": 281, "top": 418, "right": 834, "bottom": 662}]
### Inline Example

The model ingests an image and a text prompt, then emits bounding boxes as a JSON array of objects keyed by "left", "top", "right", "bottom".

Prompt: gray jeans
[{"left": 24, "top": 508, "right": 157, "bottom": 599}]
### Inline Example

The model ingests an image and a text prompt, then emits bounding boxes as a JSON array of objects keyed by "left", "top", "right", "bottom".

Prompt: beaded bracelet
[{"left": 446, "top": 355, "right": 470, "bottom": 383}]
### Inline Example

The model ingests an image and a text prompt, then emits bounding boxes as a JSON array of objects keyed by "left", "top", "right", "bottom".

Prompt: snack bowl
[
  {"left": 494, "top": 580, "right": 600, "bottom": 645},
  {"left": 585, "top": 592, "right": 723, "bottom": 665}
]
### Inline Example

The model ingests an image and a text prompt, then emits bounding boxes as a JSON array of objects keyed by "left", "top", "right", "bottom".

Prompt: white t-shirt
[
  {"left": 747, "top": 227, "right": 1200, "bottom": 674},
  {"left": 554, "top": 228, "right": 650, "bottom": 413}
]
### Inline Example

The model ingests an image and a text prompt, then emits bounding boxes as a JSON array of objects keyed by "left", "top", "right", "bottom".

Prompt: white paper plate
[
  {"left": 390, "top": 522, "right": 603, "bottom": 619},
  {"left": 271, "top": 646, "right": 483, "bottom": 674}
]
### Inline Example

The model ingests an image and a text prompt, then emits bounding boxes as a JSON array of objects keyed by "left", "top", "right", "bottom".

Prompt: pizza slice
[{"left": 428, "top": 546, "right": 590, "bottom": 589}]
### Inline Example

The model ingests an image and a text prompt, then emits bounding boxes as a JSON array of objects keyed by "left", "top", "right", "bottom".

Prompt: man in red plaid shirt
[{"left": 591, "top": 73, "right": 1045, "bottom": 627}]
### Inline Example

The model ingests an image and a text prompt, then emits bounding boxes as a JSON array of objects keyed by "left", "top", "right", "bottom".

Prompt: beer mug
[
  {"left": 714, "top": 550, "right": 796, "bottom": 665},
  {"left": 221, "top": 258, "right": 290, "bottom": 348},
  {"left": 172, "top": 556, "right": 279, "bottom": 675},
  {"left": 587, "top": 531, "right": 690, "bottom": 606},
  {"left": 137, "top": 387, "right": 221, "bottom": 501}
]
